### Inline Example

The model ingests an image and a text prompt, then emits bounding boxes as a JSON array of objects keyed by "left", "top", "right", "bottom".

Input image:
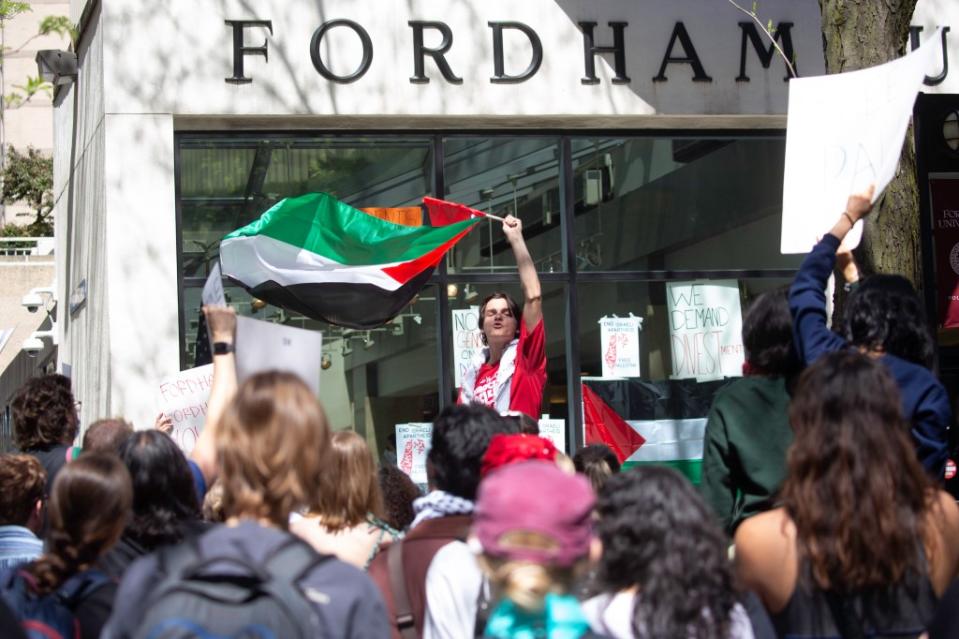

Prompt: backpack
[
  {"left": 0, "top": 566, "right": 111, "bottom": 639},
  {"left": 131, "top": 535, "right": 330, "bottom": 639}
]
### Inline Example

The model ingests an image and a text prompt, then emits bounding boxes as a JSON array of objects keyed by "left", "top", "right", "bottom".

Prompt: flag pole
[{"left": 474, "top": 210, "right": 507, "bottom": 222}]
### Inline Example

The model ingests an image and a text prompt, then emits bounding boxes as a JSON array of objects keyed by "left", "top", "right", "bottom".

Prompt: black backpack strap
[
  {"left": 387, "top": 540, "right": 418, "bottom": 639},
  {"left": 56, "top": 569, "right": 112, "bottom": 608},
  {"left": 252, "top": 538, "right": 330, "bottom": 639},
  {"left": 473, "top": 575, "right": 490, "bottom": 638}
]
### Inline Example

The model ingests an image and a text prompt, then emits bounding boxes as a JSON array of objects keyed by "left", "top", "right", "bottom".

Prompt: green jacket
[{"left": 700, "top": 376, "right": 793, "bottom": 535}]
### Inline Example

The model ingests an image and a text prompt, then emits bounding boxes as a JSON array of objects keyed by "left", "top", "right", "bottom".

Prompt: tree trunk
[{"left": 819, "top": 0, "right": 921, "bottom": 288}]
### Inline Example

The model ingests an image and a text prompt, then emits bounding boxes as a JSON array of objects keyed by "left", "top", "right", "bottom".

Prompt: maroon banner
[{"left": 931, "top": 176, "right": 959, "bottom": 328}]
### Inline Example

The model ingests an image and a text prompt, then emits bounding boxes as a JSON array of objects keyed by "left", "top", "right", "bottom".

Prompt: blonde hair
[
  {"left": 479, "top": 554, "right": 578, "bottom": 612},
  {"left": 312, "top": 430, "right": 382, "bottom": 531},
  {"left": 216, "top": 371, "right": 330, "bottom": 526}
]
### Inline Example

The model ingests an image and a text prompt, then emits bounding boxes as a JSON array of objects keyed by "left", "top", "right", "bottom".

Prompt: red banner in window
[{"left": 931, "top": 176, "right": 959, "bottom": 328}]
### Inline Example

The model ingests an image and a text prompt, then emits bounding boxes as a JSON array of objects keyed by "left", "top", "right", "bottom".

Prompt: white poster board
[
  {"left": 452, "top": 306, "right": 483, "bottom": 388},
  {"left": 537, "top": 417, "right": 566, "bottom": 454},
  {"left": 781, "top": 29, "right": 943, "bottom": 254},
  {"left": 667, "top": 280, "right": 744, "bottom": 381},
  {"left": 598, "top": 315, "right": 643, "bottom": 378},
  {"left": 396, "top": 422, "right": 432, "bottom": 485},
  {"left": 235, "top": 316, "right": 323, "bottom": 396},
  {"left": 156, "top": 364, "right": 214, "bottom": 453},
  {"left": 201, "top": 262, "right": 226, "bottom": 306}
]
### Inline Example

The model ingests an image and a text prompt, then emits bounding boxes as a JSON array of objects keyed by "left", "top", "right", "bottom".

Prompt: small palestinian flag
[{"left": 219, "top": 192, "right": 481, "bottom": 329}]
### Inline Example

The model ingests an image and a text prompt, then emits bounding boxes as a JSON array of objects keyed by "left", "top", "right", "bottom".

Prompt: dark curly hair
[
  {"left": 427, "top": 404, "right": 518, "bottom": 500},
  {"left": 12, "top": 374, "right": 78, "bottom": 450},
  {"left": 118, "top": 430, "right": 200, "bottom": 549},
  {"left": 378, "top": 464, "right": 421, "bottom": 531},
  {"left": 27, "top": 453, "right": 131, "bottom": 595},
  {"left": 781, "top": 350, "right": 931, "bottom": 592},
  {"left": 842, "top": 274, "right": 934, "bottom": 369},
  {"left": 596, "top": 466, "right": 738, "bottom": 639},
  {"left": 742, "top": 287, "right": 801, "bottom": 377}
]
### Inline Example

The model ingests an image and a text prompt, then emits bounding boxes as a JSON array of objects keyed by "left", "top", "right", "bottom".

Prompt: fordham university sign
[{"left": 223, "top": 18, "right": 950, "bottom": 88}]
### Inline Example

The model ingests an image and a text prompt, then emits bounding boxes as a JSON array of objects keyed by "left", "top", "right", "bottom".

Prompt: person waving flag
[{"left": 219, "top": 192, "right": 483, "bottom": 329}]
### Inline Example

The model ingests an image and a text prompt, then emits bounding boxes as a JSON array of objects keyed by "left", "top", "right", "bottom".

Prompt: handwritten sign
[
  {"left": 156, "top": 364, "right": 213, "bottom": 453},
  {"left": 599, "top": 316, "right": 643, "bottom": 378},
  {"left": 396, "top": 422, "right": 432, "bottom": 485},
  {"left": 452, "top": 306, "right": 483, "bottom": 388},
  {"left": 538, "top": 417, "right": 566, "bottom": 454},
  {"left": 781, "top": 29, "right": 943, "bottom": 254},
  {"left": 666, "top": 280, "right": 744, "bottom": 381}
]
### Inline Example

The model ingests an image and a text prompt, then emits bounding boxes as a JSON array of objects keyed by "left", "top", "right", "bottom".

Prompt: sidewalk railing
[{"left": 0, "top": 237, "right": 54, "bottom": 258}]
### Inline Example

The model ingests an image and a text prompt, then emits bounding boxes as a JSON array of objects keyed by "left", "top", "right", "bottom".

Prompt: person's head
[
  {"left": 427, "top": 404, "right": 518, "bottom": 501},
  {"left": 503, "top": 411, "right": 540, "bottom": 435},
  {"left": 12, "top": 374, "right": 78, "bottom": 450},
  {"left": 478, "top": 292, "right": 522, "bottom": 348},
  {"left": 82, "top": 417, "right": 134, "bottom": 453},
  {"left": 313, "top": 430, "right": 381, "bottom": 531},
  {"left": 843, "top": 274, "right": 934, "bottom": 368},
  {"left": 742, "top": 287, "right": 801, "bottom": 377},
  {"left": 28, "top": 452, "right": 132, "bottom": 595},
  {"left": 474, "top": 461, "right": 595, "bottom": 611},
  {"left": 781, "top": 350, "right": 931, "bottom": 592},
  {"left": 0, "top": 454, "right": 46, "bottom": 532},
  {"left": 217, "top": 371, "right": 330, "bottom": 526},
  {"left": 596, "top": 466, "right": 737, "bottom": 639},
  {"left": 481, "top": 434, "right": 559, "bottom": 478},
  {"left": 572, "top": 444, "right": 621, "bottom": 494},
  {"left": 202, "top": 480, "right": 226, "bottom": 523},
  {"left": 117, "top": 430, "right": 200, "bottom": 548},
  {"left": 378, "top": 464, "right": 421, "bottom": 531}
]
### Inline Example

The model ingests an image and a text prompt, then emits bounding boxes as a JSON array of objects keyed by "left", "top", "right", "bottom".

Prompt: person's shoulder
[
  {"left": 927, "top": 490, "right": 959, "bottom": 538},
  {"left": 735, "top": 508, "right": 794, "bottom": 559}
]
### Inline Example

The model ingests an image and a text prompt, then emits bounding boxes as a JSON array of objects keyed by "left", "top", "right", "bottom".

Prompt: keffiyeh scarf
[{"left": 411, "top": 490, "right": 474, "bottom": 529}]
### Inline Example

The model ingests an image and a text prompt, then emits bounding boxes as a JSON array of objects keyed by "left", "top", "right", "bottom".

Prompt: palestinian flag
[{"left": 220, "top": 192, "right": 481, "bottom": 329}]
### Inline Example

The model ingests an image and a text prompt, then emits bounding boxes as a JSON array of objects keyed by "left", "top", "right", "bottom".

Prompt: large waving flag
[{"left": 220, "top": 193, "right": 481, "bottom": 329}]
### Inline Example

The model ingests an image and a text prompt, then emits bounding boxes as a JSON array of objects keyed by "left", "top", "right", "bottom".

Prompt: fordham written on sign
[{"left": 155, "top": 364, "right": 214, "bottom": 454}]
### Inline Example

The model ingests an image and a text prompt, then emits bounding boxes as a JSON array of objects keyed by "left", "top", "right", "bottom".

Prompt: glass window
[
  {"left": 569, "top": 137, "right": 800, "bottom": 271},
  {"left": 181, "top": 283, "right": 439, "bottom": 460},
  {"left": 576, "top": 278, "right": 791, "bottom": 483},
  {"left": 443, "top": 137, "right": 563, "bottom": 274},
  {"left": 447, "top": 281, "right": 569, "bottom": 435},
  {"left": 179, "top": 136, "right": 432, "bottom": 278}
]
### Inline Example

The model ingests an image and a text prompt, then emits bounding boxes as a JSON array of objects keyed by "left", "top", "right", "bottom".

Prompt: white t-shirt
[
  {"left": 422, "top": 540, "right": 485, "bottom": 639},
  {"left": 582, "top": 591, "right": 755, "bottom": 639}
]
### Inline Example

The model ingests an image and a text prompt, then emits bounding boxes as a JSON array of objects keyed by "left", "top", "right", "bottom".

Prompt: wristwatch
[{"left": 212, "top": 341, "right": 234, "bottom": 355}]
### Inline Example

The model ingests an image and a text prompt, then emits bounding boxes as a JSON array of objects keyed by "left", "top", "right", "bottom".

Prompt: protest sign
[
  {"left": 396, "top": 422, "right": 432, "bottom": 485},
  {"left": 201, "top": 262, "right": 226, "bottom": 306},
  {"left": 156, "top": 364, "right": 213, "bottom": 453},
  {"left": 537, "top": 417, "right": 566, "bottom": 454},
  {"left": 781, "top": 29, "right": 943, "bottom": 254},
  {"left": 666, "top": 280, "right": 744, "bottom": 381},
  {"left": 452, "top": 306, "right": 483, "bottom": 388},
  {"left": 235, "top": 315, "right": 323, "bottom": 396},
  {"left": 598, "top": 315, "right": 643, "bottom": 378}
]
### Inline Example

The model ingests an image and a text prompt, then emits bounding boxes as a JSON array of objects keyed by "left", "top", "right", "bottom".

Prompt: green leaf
[
  {"left": 0, "top": 1, "right": 30, "bottom": 21},
  {"left": 38, "top": 15, "right": 77, "bottom": 44},
  {"left": 1, "top": 146, "right": 54, "bottom": 229}
]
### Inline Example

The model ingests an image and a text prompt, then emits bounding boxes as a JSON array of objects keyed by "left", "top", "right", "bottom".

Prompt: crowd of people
[{"left": 1, "top": 195, "right": 959, "bottom": 638}]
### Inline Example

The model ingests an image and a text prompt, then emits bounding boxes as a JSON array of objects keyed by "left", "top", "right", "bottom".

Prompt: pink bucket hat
[{"left": 474, "top": 460, "right": 595, "bottom": 567}]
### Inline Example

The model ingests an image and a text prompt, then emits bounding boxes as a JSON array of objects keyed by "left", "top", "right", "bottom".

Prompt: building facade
[{"left": 51, "top": 0, "right": 956, "bottom": 460}]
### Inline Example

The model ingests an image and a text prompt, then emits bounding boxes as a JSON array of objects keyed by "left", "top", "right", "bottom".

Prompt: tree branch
[{"left": 726, "top": 0, "right": 798, "bottom": 78}]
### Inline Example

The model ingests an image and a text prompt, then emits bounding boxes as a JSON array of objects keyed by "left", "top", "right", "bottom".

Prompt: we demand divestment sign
[{"left": 666, "top": 281, "right": 745, "bottom": 381}]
